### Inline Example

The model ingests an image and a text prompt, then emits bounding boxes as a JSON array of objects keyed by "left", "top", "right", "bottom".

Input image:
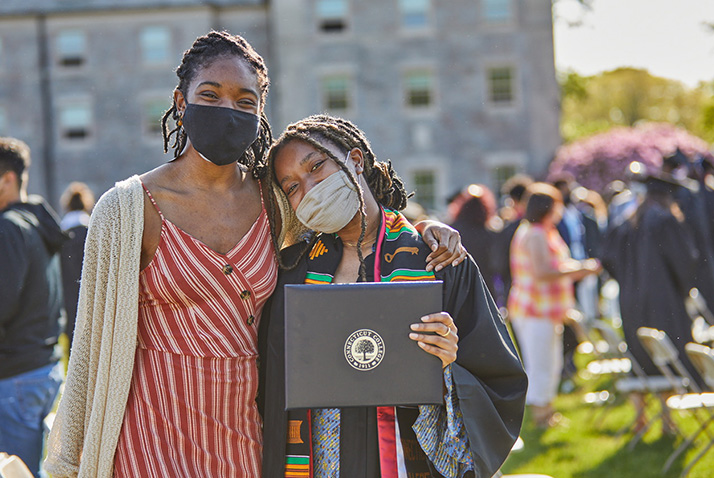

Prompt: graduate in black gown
[
  {"left": 602, "top": 166, "right": 700, "bottom": 382},
  {"left": 258, "top": 115, "right": 527, "bottom": 478}
]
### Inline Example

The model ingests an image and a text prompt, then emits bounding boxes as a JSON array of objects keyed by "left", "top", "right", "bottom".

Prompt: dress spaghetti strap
[{"left": 140, "top": 182, "right": 164, "bottom": 221}]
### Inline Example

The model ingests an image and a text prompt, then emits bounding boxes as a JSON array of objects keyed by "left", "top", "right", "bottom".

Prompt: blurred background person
[
  {"left": 552, "top": 175, "right": 604, "bottom": 386},
  {"left": 59, "top": 181, "right": 95, "bottom": 348},
  {"left": 602, "top": 165, "right": 703, "bottom": 387},
  {"left": 448, "top": 183, "right": 500, "bottom": 297},
  {"left": 663, "top": 149, "right": 714, "bottom": 310},
  {"left": 0, "top": 137, "right": 65, "bottom": 477},
  {"left": 508, "top": 182, "right": 601, "bottom": 427},
  {"left": 494, "top": 174, "right": 534, "bottom": 310}
]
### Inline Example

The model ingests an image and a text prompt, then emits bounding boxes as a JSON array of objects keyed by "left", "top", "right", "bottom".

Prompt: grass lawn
[{"left": 499, "top": 366, "right": 714, "bottom": 477}]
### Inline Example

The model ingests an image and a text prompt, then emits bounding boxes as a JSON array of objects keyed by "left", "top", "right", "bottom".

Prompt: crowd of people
[
  {"left": 443, "top": 149, "right": 714, "bottom": 432},
  {"left": 2, "top": 27, "right": 713, "bottom": 478}
]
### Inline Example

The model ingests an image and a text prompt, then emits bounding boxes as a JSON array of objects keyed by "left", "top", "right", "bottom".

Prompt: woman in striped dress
[{"left": 46, "top": 32, "right": 465, "bottom": 478}]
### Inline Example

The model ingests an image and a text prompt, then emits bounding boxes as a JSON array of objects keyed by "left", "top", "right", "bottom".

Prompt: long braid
[
  {"left": 265, "top": 115, "right": 408, "bottom": 280},
  {"left": 160, "top": 31, "right": 273, "bottom": 177}
]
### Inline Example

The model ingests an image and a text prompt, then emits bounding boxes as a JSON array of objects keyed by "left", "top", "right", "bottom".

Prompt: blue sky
[{"left": 553, "top": 0, "right": 714, "bottom": 87}]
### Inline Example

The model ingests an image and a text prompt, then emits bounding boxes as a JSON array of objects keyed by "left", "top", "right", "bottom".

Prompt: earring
[{"left": 177, "top": 117, "right": 183, "bottom": 127}]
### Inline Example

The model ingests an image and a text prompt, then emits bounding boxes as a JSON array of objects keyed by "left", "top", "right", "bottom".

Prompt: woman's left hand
[
  {"left": 417, "top": 220, "right": 468, "bottom": 272},
  {"left": 409, "top": 312, "right": 459, "bottom": 368}
]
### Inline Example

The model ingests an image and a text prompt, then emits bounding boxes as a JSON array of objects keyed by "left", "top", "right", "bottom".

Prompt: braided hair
[
  {"left": 265, "top": 115, "right": 408, "bottom": 280},
  {"left": 161, "top": 31, "right": 272, "bottom": 178}
]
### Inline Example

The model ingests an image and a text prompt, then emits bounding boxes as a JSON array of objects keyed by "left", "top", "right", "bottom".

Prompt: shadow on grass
[{"left": 573, "top": 434, "right": 684, "bottom": 478}]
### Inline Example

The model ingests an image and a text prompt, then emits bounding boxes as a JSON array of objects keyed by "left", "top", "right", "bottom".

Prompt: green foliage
[{"left": 560, "top": 68, "right": 714, "bottom": 144}]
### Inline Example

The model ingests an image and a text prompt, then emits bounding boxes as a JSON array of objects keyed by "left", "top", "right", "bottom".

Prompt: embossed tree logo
[{"left": 355, "top": 338, "right": 375, "bottom": 361}]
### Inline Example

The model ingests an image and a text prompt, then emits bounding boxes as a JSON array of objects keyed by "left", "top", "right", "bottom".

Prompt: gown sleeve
[{"left": 434, "top": 256, "right": 528, "bottom": 478}]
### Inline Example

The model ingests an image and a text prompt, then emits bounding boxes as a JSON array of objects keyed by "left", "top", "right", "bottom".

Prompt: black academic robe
[
  {"left": 258, "top": 233, "right": 527, "bottom": 478},
  {"left": 602, "top": 203, "right": 700, "bottom": 380},
  {"left": 450, "top": 220, "right": 497, "bottom": 299}
]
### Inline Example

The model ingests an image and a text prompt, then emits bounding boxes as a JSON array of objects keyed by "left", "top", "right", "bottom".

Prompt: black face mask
[{"left": 181, "top": 103, "right": 260, "bottom": 166}]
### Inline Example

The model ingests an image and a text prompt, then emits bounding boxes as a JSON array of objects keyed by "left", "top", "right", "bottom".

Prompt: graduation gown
[
  {"left": 258, "top": 211, "right": 527, "bottom": 478},
  {"left": 602, "top": 203, "right": 700, "bottom": 379}
]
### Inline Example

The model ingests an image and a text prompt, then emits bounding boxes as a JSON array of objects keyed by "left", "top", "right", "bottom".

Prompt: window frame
[
  {"left": 140, "top": 25, "right": 171, "bottom": 66},
  {"left": 57, "top": 99, "right": 93, "bottom": 144},
  {"left": 482, "top": 0, "right": 514, "bottom": 25},
  {"left": 320, "top": 73, "right": 354, "bottom": 114},
  {"left": 315, "top": 0, "right": 350, "bottom": 34},
  {"left": 398, "top": 0, "right": 432, "bottom": 32},
  {"left": 55, "top": 29, "right": 87, "bottom": 68}
]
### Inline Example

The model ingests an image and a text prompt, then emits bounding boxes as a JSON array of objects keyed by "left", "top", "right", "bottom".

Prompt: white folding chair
[
  {"left": 663, "top": 343, "right": 714, "bottom": 477},
  {"left": 637, "top": 328, "right": 714, "bottom": 476},
  {"left": 587, "top": 320, "right": 675, "bottom": 447},
  {"left": 686, "top": 288, "right": 714, "bottom": 344}
]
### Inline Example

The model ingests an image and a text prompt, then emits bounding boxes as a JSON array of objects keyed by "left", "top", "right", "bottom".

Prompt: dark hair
[
  {"left": 524, "top": 182, "right": 562, "bottom": 224},
  {"left": 450, "top": 184, "right": 496, "bottom": 226},
  {"left": 266, "top": 114, "right": 408, "bottom": 280},
  {"left": 61, "top": 181, "right": 95, "bottom": 213},
  {"left": 501, "top": 174, "right": 533, "bottom": 203},
  {"left": 161, "top": 31, "right": 273, "bottom": 178},
  {"left": 0, "top": 137, "right": 31, "bottom": 188}
]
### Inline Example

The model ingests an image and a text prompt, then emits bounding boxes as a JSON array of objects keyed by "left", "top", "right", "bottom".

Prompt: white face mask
[{"left": 295, "top": 153, "right": 361, "bottom": 233}]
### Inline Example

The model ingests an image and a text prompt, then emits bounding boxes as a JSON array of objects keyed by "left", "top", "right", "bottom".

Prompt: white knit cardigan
[{"left": 45, "top": 176, "right": 144, "bottom": 478}]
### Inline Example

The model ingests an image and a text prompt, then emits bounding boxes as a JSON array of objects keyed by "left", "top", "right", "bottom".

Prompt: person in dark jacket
[
  {"left": 59, "top": 181, "right": 94, "bottom": 347},
  {"left": 259, "top": 115, "right": 527, "bottom": 478},
  {"left": 0, "top": 137, "right": 66, "bottom": 477}
]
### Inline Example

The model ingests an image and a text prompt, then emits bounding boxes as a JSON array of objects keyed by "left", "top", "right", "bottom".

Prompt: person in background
[
  {"left": 602, "top": 165, "right": 704, "bottom": 427},
  {"left": 449, "top": 183, "right": 500, "bottom": 296},
  {"left": 260, "top": 115, "right": 527, "bottom": 478},
  {"left": 494, "top": 174, "right": 533, "bottom": 309},
  {"left": 552, "top": 176, "right": 603, "bottom": 386},
  {"left": 508, "top": 182, "right": 601, "bottom": 428},
  {"left": 59, "top": 182, "right": 95, "bottom": 347},
  {"left": 0, "top": 137, "right": 65, "bottom": 477}
]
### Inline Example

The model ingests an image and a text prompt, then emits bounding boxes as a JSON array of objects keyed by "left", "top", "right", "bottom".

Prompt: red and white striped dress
[{"left": 113, "top": 184, "right": 278, "bottom": 477}]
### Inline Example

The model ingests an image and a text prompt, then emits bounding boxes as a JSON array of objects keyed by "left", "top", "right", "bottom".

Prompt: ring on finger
[{"left": 438, "top": 328, "right": 451, "bottom": 338}]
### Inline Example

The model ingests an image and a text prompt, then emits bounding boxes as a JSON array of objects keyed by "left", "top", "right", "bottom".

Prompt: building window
[
  {"left": 322, "top": 75, "right": 350, "bottom": 111},
  {"left": 316, "top": 0, "right": 348, "bottom": 32},
  {"left": 413, "top": 170, "right": 436, "bottom": 210},
  {"left": 57, "top": 30, "right": 86, "bottom": 67},
  {"left": 141, "top": 26, "right": 170, "bottom": 64},
  {"left": 399, "top": 0, "right": 430, "bottom": 29},
  {"left": 492, "top": 164, "right": 517, "bottom": 196},
  {"left": 483, "top": 0, "right": 512, "bottom": 23},
  {"left": 404, "top": 71, "right": 433, "bottom": 108},
  {"left": 487, "top": 67, "right": 514, "bottom": 104},
  {"left": 59, "top": 103, "right": 92, "bottom": 140},
  {"left": 144, "top": 99, "right": 168, "bottom": 136}
]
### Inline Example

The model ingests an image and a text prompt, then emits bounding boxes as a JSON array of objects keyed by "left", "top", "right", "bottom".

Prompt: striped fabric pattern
[
  {"left": 508, "top": 222, "right": 574, "bottom": 323},
  {"left": 113, "top": 186, "right": 278, "bottom": 477},
  {"left": 285, "top": 455, "right": 311, "bottom": 478}
]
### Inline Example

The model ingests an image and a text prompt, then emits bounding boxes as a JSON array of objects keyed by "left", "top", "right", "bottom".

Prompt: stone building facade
[{"left": 0, "top": 0, "right": 560, "bottom": 213}]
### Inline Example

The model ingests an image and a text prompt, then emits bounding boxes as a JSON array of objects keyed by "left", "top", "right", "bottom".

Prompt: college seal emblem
[{"left": 344, "top": 329, "right": 385, "bottom": 371}]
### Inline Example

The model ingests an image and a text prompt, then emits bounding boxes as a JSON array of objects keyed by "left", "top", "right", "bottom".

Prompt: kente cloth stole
[{"left": 284, "top": 208, "right": 436, "bottom": 478}]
